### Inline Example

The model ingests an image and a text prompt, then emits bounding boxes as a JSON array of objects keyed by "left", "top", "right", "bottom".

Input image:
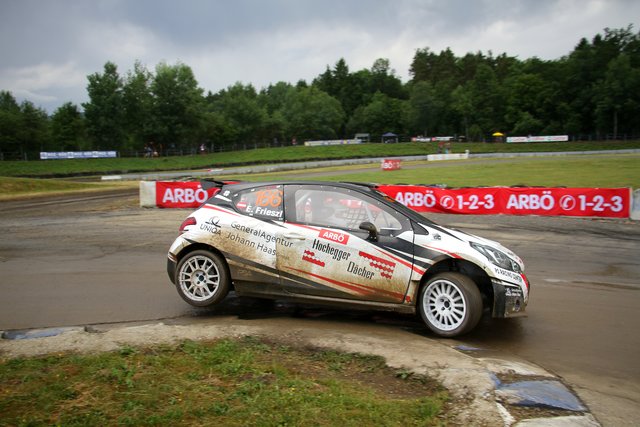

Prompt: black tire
[
  {"left": 418, "top": 272, "right": 482, "bottom": 337},
  {"left": 174, "top": 250, "right": 230, "bottom": 307}
]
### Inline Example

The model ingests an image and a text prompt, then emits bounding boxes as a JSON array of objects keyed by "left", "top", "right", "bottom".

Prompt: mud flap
[{"left": 492, "top": 279, "right": 527, "bottom": 318}]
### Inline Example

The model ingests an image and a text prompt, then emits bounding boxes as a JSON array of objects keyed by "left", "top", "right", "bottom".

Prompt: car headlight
[{"left": 470, "top": 242, "right": 522, "bottom": 273}]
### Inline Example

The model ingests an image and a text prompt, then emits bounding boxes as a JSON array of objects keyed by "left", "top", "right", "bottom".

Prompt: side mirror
[{"left": 359, "top": 221, "right": 378, "bottom": 242}]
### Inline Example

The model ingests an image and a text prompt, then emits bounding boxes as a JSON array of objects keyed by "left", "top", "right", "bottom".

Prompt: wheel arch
[
  {"left": 174, "top": 243, "right": 234, "bottom": 289},
  {"left": 419, "top": 258, "right": 494, "bottom": 309}
]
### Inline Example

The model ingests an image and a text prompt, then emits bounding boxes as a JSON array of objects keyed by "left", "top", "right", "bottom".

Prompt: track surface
[{"left": 0, "top": 190, "right": 639, "bottom": 425}]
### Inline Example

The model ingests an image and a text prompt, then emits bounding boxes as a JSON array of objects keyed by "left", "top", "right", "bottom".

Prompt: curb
[{"left": 0, "top": 320, "right": 600, "bottom": 426}]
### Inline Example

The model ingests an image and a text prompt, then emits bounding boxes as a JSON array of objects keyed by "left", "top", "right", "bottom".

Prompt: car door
[
  {"left": 222, "top": 184, "right": 285, "bottom": 294},
  {"left": 275, "top": 184, "right": 416, "bottom": 304}
]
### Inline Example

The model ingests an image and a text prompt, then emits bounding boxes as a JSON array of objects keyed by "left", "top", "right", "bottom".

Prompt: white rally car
[{"left": 167, "top": 181, "right": 529, "bottom": 337}]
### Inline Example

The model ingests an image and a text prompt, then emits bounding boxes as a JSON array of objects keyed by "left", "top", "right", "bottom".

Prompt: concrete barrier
[
  {"left": 427, "top": 150, "right": 469, "bottom": 161},
  {"left": 139, "top": 181, "right": 156, "bottom": 208},
  {"left": 632, "top": 189, "right": 640, "bottom": 220}
]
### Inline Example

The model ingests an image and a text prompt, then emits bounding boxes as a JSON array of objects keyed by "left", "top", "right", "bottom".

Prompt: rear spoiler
[{"left": 200, "top": 179, "right": 241, "bottom": 191}]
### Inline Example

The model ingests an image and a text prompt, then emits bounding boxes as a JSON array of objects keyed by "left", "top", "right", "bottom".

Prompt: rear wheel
[
  {"left": 175, "top": 250, "right": 230, "bottom": 307},
  {"left": 419, "top": 272, "right": 482, "bottom": 337}
]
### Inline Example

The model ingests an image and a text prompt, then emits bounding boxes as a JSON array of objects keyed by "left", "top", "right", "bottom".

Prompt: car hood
[{"left": 415, "top": 221, "right": 525, "bottom": 271}]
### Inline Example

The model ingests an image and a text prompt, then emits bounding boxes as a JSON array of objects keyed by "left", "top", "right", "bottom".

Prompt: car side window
[
  {"left": 285, "top": 185, "right": 407, "bottom": 233},
  {"left": 231, "top": 185, "right": 284, "bottom": 221}
]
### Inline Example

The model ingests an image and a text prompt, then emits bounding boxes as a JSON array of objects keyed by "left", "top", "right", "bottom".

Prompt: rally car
[{"left": 167, "top": 181, "right": 529, "bottom": 337}]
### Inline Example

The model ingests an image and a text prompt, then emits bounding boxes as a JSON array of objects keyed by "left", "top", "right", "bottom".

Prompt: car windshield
[{"left": 370, "top": 187, "right": 436, "bottom": 225}]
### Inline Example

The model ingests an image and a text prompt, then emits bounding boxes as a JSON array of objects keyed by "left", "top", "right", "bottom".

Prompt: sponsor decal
[
  {"left": 319, "top": 229, "right": 350, "bottom": 245},
  {"left": 256, "top": 242, "right": 276, "bottom": 256},
  {"left": 284, "top": 267, "right": 406, "bottom": 302},
  {"left": 495, "top": 266, "right": 522, "bottom": 283},
  {"left": 311, "top": 239, "right": 351, "bottom": 261},
  {"left": 200, "top": 216, "right": 221, "bottom": 235},
  {"left": 253, "top": 206, "right": 282, "bottom": 218},
  {"left": 359, "top": 251, "right": 396, "bottom": 279},
  {"left": 504, "top": 287, "right": 523, "bottom": 297},
  {"left": 302, "top": 250, "right": 325, "bottom": 267},
  {"left": 230, "top": 222, "right": 293, "bottom": 247},
  {"left": 228, "top": 232, "right": 256, "bottom": 249},
  {"left": 347, "top": 262, "right": 375, "bottom": 279}
]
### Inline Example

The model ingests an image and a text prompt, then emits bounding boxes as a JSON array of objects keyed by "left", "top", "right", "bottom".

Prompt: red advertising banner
[
  {"left": 377, "top": 185, "right": 631, "bottom": 218},
  {"left": 381, "top": 159, "right": 402, "bottom": 171},
  {"left": 156, "top": 181, "right": 220, "bottom": 208},
  {"left": 152, "top": 181, "right": 632, "bottom": 218}
]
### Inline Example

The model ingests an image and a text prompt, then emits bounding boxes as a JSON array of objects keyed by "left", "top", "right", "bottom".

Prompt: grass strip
[
  {"left": 0, "top": 337, "right": 447, "bottom": 426},
  {"left": 222, "top": 154, "right": 640, "bottom": 188},
  {"left": 0, "top": 177, "right": 133, "bottom": 200},
  {"left": 1, "top": 140, "right": 638, "bottom": 178}
]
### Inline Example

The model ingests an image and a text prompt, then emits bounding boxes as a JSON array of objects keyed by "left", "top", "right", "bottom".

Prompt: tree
[
  {"left": 83, "top": 62, "right": 125, "bottom": 150},
  {"left": 0, "top": 91, "right": 21, "bottom": 156},
  {"left": 410, "top": 47, "right": 458, "bottom": 86},
  {"left": 0, "top": 92, "right": 50, "bottom": 158},
  {"left": 347, "top": 92, "right": 408, "bottom": 138},
  {"left": 313, "top": 58, "right": 364, "bottom": 117},
  {"left": 595, "top": 54, "right": 640, "bottom": 137},
  {"left": 122, "top": 61, "right": 154, "bottom": 151},
  {"left": 259, "top": 82, "right": 296, "bottom": 114},
  {"left": 468, "top": 64, "right": 504, "bottom": 135},
  {"left": 283, "top": 86, "right": 345, "bottom": 141},
  {"left": 409, "top": 81, "right": 440, "bottom": 136},
  {"left": 209, "top": 82, "right": 268, "bottom": 148},
  {"left": 51, "top": 102, "right": 87, "bottom": 151},
  {"left": 451, "top": 84, "right": 473, "bottom": 139},
  {"left": 258, "top": 82, "right": 295, "bottom": 145},
  {"left": 151, "top": 62, "right": 206, "bottom": 150},
  {"left": 503, "top": 71, "right": 550, "bottom": 135},
  {"left": 369, "top": 58, "right": 407, "bottom": 101}
]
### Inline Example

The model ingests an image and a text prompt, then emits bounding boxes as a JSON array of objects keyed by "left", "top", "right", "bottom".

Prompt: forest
[{"left": 0, "top": 26, "right": 639, "bottom": 159}]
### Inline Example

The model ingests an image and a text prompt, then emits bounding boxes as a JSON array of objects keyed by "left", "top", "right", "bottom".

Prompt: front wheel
[
  {"left": 175, "top": 250, "right": 230, "bottom": 307},
  {"left": 418, "top": 272, "right": 482, "bottom": 337}
]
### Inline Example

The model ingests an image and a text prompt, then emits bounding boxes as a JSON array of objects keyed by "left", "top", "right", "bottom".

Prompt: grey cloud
[{"left": 0, "top": 0, "right": 638, "bottom": 112}]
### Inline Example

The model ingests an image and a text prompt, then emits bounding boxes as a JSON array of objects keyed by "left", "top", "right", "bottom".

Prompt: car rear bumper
[
  {"left": 491, "top": 278, "right": 528, "bottom": 318},
  {"left": 167, "top": 253, "right": 177, "bottom": 285}
]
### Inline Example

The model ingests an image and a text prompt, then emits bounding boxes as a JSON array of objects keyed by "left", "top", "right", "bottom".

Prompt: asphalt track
[{"left": 0, "top": 187, "right": 639, "bottom": 425}]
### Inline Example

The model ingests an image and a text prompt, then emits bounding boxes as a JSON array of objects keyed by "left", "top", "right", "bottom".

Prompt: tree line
[{"left": 1, "top": 26, "right": 639, "bottom": 159}]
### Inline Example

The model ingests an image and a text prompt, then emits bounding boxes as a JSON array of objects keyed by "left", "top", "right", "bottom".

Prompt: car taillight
[{"left": 179, "top": 217, "right": 197, "bottom": 233}]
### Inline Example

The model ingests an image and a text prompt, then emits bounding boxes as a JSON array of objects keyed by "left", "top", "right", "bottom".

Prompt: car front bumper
[{"left": 491, "top": 278, "right": 528, "bottom": 318}]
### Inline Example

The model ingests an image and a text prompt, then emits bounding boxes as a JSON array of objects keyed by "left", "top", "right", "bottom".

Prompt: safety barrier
[{"left": 140, "top": 180, "right": 637, "bottom": 220}]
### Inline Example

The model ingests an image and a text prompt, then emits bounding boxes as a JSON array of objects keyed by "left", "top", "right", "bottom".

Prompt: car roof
[
  {"left": 219, "top": 180, "right": 379, "bottom": 193},
  {"left": 212, "top": 180, "right": 434, "bottom": 224}
]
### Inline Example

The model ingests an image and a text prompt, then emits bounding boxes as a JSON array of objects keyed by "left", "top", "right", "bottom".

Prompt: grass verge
[
  {"left": 221, "top": 154, "right": 640, "bottom": 188},
  {"left": 1, "top": 140, "right": 639, "bottom": 178},
  {"left": 0, "top": 177, "right": 134, "bottom": 200},
  {"left": 0, "top": 337, "right": 447, "bottom": 426}
]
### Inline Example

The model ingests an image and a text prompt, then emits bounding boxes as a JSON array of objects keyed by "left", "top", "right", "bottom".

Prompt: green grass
[
  {"left": 0, "top": 337, "right": 447, "bottom": 426},
  {"left": 1, "top": 140, "right": 639, "bottom": 178},
  {"left": 1, "top": 154, "right": 637, "bottom": 201},
  {"left": 0, "top": 177, "right": 133, "bottom": 200},
  {"left": 222, "top": 154, "right": 640, "bottom": 188}
]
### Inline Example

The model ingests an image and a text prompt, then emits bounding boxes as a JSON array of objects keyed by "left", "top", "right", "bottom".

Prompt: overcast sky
[{"left": 1, "top": 0, "right": 638, "bottom": 112}]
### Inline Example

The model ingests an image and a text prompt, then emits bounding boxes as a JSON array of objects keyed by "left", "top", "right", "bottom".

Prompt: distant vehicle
[{"left": 167, "top": 181, "right": 530, "bottom": 337}]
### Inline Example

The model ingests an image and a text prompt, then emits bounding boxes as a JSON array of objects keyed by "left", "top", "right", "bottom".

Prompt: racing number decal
[{"left": 255, "top": 189, "right": 283, "bottom": 208}]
